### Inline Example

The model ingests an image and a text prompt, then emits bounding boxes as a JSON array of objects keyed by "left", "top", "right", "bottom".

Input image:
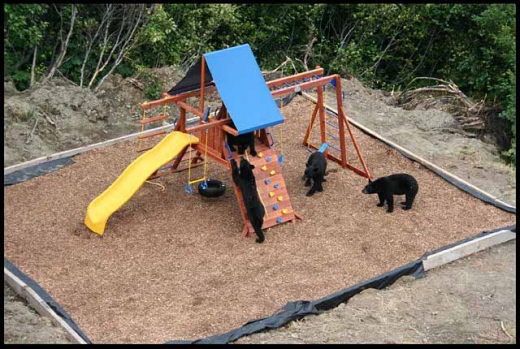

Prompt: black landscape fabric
[
  {"left": 166, "top": 259, "right": 425, "bottom": 344},
  {"left": 4, "top": 157, "right": 74, "bottom": 186}
]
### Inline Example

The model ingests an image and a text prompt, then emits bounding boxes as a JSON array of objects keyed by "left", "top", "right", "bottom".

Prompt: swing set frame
[{"left": 139, "top": 62, "right": 371, "bottom": 183}]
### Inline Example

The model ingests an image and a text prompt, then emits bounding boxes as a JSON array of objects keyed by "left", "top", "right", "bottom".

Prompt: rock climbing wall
[{"left": 229, "top": 143, "right": 298, "bottom": 238}]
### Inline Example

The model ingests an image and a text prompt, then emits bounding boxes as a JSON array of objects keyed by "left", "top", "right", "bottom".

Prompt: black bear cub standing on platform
[
  {"left": 303, "top": 152, "right": 327, "bottom": 196},
  {"left": 362, "top": 173, "right": 418, "bottom": 213},
  {"left": 227, "top": 121, "right": 257, "bottom": 157},
  {"left": 231, "top": 157, "right": 265, "bottom": 243}
]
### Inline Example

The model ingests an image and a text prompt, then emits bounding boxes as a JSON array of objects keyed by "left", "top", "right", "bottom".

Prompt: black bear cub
[
  {"left": 302, "top": 151, "right": 327, "bottom": 197},
  {"left": 227, "top": 121, "right": 257, "bottom": 157},
  {"left": 231, "top": 157, "right": 265, "bottom": 243},
  {"left": 362, "top": 173, "right": 418, "bottom": 213}
]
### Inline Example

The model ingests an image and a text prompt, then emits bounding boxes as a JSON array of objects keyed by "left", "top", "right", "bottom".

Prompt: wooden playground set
[{"left": 84, "top": 44, "right": 372, "bottom": 238}]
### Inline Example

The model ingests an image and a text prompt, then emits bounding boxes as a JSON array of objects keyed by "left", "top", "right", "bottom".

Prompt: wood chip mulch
[{"left": 3, "top": 97, "right": 515, "bottom": 343}]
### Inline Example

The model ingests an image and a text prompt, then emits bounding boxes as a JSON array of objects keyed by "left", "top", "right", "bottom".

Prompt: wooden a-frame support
[{"left": 265, "top": 67, "right": 371, "bottom": 179}]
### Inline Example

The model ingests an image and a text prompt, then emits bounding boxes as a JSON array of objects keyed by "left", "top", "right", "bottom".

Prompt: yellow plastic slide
[{"left": 84, "top": 131, "right": 199, "bottom": 235}]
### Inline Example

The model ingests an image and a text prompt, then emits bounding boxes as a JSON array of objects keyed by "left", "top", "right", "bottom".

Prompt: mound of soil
[{"left": 3, "top": 67, "right": 185, "bottom": 167}]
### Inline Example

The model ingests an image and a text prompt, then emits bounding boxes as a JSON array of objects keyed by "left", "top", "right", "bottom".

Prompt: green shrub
[{"left": 140, "top": 71, "right": 161, "bottom": 100}]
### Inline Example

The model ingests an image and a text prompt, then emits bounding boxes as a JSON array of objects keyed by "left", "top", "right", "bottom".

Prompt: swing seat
[{"left": 198, "top": 179, "right": 226, "bottom": 198}]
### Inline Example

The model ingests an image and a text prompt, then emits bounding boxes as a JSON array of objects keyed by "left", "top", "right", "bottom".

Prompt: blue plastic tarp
[{"left": 203, "top": 44, "right": 284, "bottom": 135}]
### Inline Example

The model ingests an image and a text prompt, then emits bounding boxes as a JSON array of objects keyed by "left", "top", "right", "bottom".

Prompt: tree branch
[
  {"left": 80, "top": 4, "right": 114, "bottom": 87},
  {"left": 43, "top": 4, "right": 77, "bottom": 82},
  {"left": 94, "top": 5, "right": 149, "bottom": 91},
  {"left": 30, "top": 45, "right": 38, "bottom": 88}
]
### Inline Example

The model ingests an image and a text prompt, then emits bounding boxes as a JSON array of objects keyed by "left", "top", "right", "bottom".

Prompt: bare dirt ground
[
  {"left": 236, "top": 240, "right": 516, "bottom": 344},
  {"left": 3, "top": 67, "right": 516, "bottom": 344},
  {"left": 3, "top": 283, "right": 72, "bottom": 344}
]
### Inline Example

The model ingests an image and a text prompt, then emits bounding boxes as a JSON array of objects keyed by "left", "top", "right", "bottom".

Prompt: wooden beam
[
  {"left": 185, "top": 118, "right": 232, "bottom": 134},
  {"left": 302, "top": 102, "right": 320, "bottom": 148},
  {"left": 140, "top": 86, "right": 217, "bottom": 110},
  {"left": 200, "top": 56, "right": 206, "bottom": 112},
  {"left": 221, "top": 124, "right": 239, "bottom": 136},
  {"left": 301, "top": 92, "right": 516, "bottom": 211},
  {"left": 4, "top": 268, "right": 88, "bottom": 344},
  {"left": 271, "top": 76, "right": 334, "bottom": 99},
  {"left": 193, "top": 143, "right": 230, "bottom": 167},
  {"left": 174, "top": 110, "right": 186, "bottom": 132},
  {"left": 333, "top": 76, "right": 348, "bottom": 167},
  {"left": 316, "top": 81, "right": 327, "bottom": 155},
  {"left": 169, "top": 145, "right": 189, "bottom": 171},
  {"left": 266, "top": 67, "right": 324, "bottom": 88},
  {"left": 423, "top": 230, "right": 516, "bottom": 271},
  {"left": 215, "top": 104, "right": 227, "bottom": 120},
  {"left": 176, "top": 101, "right": 204, "bottom": 118}
]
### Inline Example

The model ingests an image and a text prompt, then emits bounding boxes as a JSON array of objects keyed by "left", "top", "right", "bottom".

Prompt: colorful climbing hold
[
  {"left": 282, "top": 209, "right": 288, "bottom": 214},
  {"left": 273, "top": 205, "right": 279, "bottom": 210},
  {"left": 274, "top": 183, "right": 280, "bottom": 189},
  {"left": 270, "top": 170, "right": 276, "bottom": 175},
  {"left": 277, "top": 195, "right": 283, "bottom": 201},
  {"left": 269, "top": 192, "right": 275, "bottom": 197},
  {"left": 266, "top": 157, "right": 271, "bottom": 162},
  {"left": 265, "top": 179, "right": 271, "bottom": 184},
  {"left": 258, "top": 152, "right": 263, "bottom": 158},
  {"left": 276, "top": 217, "right": 283, "bottom": 223},
  {"left": 261, "top": 165, "right": 267, "bottom": 171}
]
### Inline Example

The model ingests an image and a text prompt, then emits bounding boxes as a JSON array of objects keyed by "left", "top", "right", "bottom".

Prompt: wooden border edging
[
  {"left": 4, "top": 267, "right": 88, "bottom": 344},
  {"left": 4, "top": 117, "right": 200, "bottom": 176},
  {"left": 422, "top": 229, "right": 516, "bottom": 271},
  {"left": 301, "top": 92, "right": 516, "bottom": 212}
]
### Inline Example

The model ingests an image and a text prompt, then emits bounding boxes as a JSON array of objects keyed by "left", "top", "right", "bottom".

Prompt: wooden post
[
  {"left": 200, "top": 56, "right": 206, "bottom": 115},
  {"left": 170, "top": 146, "right": 189, "bottom": 171},
  {"left": 332, "top": 76, "right": 371, "bottom": 178},
  {"left": 334, "top": 76, "right": 348, "bottom": 167},
  {"left": 259, "top": 129, "right": 270, "bottom": 147},
  {"left": 175, "top": 108, "right": 186, "bottom": 132},
  {"left": 303, "top": 103, "right": 320, "bottom": 147},
  {"left": 220, "top": 124, "right": 228, "bottom": 161},
  {"left": 316, "top": 82, "right": 327, "bottom": 156},
  {"left": 339, "top": 108, "right": 371, "bottom": 179}
]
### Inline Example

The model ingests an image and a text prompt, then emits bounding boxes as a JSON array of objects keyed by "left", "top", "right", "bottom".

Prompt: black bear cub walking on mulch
[
  {"left": 302, "top": 151, "right": 327, "bottom": 197},
  {"left": 231, "top": 157, "right": 265, "bottom": 243},
  {"left": 362, "top": 173, "right": 418, "bottom": 213}
]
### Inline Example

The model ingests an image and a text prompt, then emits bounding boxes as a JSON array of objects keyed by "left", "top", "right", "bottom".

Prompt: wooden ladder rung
[
  {"left": 138, "top": 130, "right": 167, "bottom": 140},
  {"left": 139, "top": 114, "right": 169, "bottom": 124}
]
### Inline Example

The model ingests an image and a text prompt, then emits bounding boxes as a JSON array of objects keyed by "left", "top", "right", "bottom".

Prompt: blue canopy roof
[{"left": 203, "top": 44, "right": 284, "bottom": 135}]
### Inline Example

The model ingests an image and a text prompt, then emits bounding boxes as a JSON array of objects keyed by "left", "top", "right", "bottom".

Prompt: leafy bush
[{"left": 140, "top": 71, "right": 161, "bottom": 100}]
